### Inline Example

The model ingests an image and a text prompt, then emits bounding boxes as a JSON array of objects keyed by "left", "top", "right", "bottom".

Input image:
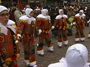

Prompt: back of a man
[
  {"left": 48, "top": 44, "right": 90, "bottom": 67},
  {"left": 14, "top": 3, "right": 24, "bottom": 26}
]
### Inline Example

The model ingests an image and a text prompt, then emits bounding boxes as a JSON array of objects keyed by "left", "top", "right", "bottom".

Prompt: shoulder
[
  {"left": 48, "top": 62, "right": 66, "bottom": 67},
  {"left": 7, "top": 19, "right": 15, "bottom": 25},
  {"left": 82, "top": 14, "right": 86, "bottom": 16},
  {"left": 37, "top": 14, "right": 47, "bottom": 19},
  {"left": 55, "top": 15, "right": 61, "bottom": 19},
  {"left": 63, "top": 15, "right": 68, "bottom": 18},
  {"left": 75, "top": 13, "right": 79, "bottom": 17},
  {"left": 19, "top": 15, "right": 29, "bottom": 21},
  {"left": 31, "top": 17, "right": 36, "bottom": 21}
]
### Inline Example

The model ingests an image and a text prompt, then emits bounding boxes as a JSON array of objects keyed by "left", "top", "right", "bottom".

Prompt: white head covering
[
  {"left": 59, "top": 9, "right": 63, "bottom": 15},
  {"left": 65, "top": 43, "right": 88, "bottom": 67},
  {"left": 79, "top": 10, "right": 84, "bottom": 13},
  {"left": 48, "top": 43, "right": 89, "bottom": 67},
  {"left": 41, "top": 9, "right": 48, "bottom": 16},
  {"left": 0, "top": 5, "right": 8, "bottom": 13},
  {"left": 25, "top": 8, "right": 33, "bottom": 17}
]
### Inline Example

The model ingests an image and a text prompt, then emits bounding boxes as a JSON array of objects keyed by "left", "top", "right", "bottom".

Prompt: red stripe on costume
[
  {"left": 25, "top": 56, "right": 29, "bottom": 60},
  {"left": 36, "top": 22, "right": 41, "bottom": 26},
  {"left": 0, "top": 36, "right": 4, "bottom": 42},
  {"left": 12, "top": 55, "right": 17, "bottom": 61},
  {"left": 18, "top": 24, "right": 23, "bottom": 29},
  {"left": 58, "top": 39, "right": 62, "bottom": 42}
]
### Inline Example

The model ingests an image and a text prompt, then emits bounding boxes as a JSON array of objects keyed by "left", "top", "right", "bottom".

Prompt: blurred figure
[
  {"left": 0, "top": 5, "right": 20, "bottom": 67},
  {"left": 7, "top": 19, "right": 17, "bottom": 29},
  {"left": 49, "top": 6, "right": 58, "bottom": 25},
  {"left": 48, "top": 43, "right": 90, "bottom": 67},
  {"left": 52, "top": 9, "right": 70, "bottom": 47},
  {"left": 9, "top": 4, "right": 17, "bottom": 23},
  {"left": 73, "top": 10, "right": 86, "bottom": 42},
  {"left": 36, "top": 9, "right": 54, "bottom": 56},
  {"left": 18, "top": 8, "right": 37, "bottom": 67},
  {"left": 14, "top": 3, "right": 24, "bottom": 26},
  {"left": 34, "top": 6, "right": 41, "bottom": 18}
]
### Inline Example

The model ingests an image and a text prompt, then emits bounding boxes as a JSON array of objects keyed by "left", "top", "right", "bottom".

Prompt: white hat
[
  {"left": 79, "top": 10, "right": 84, "bottom": 13},
  {"left": 0, "top": 5, "right": 8, "bottom": 13},
  {"left": 65, "top": 44, "right": 88, "bottom": 67},
  {"left": 25, "top": 8, "right": 33, "bottom": 17},
  {"left": 41, "top": 9, "right": 48, "bottom": 16},
  {"left": 59, "top": 9, "right": 63, "bottom": 14}
]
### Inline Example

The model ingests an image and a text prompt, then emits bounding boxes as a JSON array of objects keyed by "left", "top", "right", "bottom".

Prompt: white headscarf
[
  {"left": 79, "top": 10, "right": 84, "bottom": 13},
  {"left": 66, "top": 44, "right": 88, "bottom": 67},
  {"left": 48, "top": 44, "right": 89, "bottom": 67},
  {"left": 25, "top": 8, "right": 33, "bottom": 17},
  {"left": 41, "top": 9, "right": 48, "bottom": 16},
  {"left": 59, "top": 9, "right": 63, "bottom": 15},
  {"left": 0, "top": 5, "right": 8, "bottom": 13}
]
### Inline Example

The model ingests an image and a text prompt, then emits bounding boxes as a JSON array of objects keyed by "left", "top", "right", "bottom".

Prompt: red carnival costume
[
  {"left": 18, "top": 8, "right": 37, "bottom": 67},
  {"left": 0, "top": 5, "right": 20, "bottom": 67},
  {"left": 54, "top": 9, "right": 70, "bottom": 47},
  {"left": 36, "top": 9, "right": 54, "bottom": 56},
  {"left": 74, "top": 10, "right": 86, "bottom": 42}
]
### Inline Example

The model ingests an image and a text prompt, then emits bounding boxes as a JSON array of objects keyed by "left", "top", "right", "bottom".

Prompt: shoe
[
  {"left": 47, "top": 50, "right": 54, "bottom": 53},
  {"left": 28, "top": 65, "right": 37, "bottom": 67},
  {"left": 38, "top": 54, "right": 44, "bottom": 56},
  {"left": 75, "top": 41, "right": 80, "bottom": 43},
  {"left": 58, "top": 45, "right": 62, "bottom": 48},
  {"left": 81, "top": 40, "right": 84, "bottom": 42},
  {"left": 64, "top": 44, "right": 68, "bottom": 46}
]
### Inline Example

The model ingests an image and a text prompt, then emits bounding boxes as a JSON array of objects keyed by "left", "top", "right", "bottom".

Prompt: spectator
[{"left": 14, "top": 3, "right": 24, "bottom": 26}]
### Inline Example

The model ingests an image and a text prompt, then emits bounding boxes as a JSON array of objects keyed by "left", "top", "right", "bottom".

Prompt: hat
[
  {"left": 17, "top": 3, "right": 24, "bottom": 8},
  {"left": 79, "top": 10, "right": 84, "bottom": 13},
  {"left": 59, "top": 9, "right": 63, "bottom": 14},
  {"left": 41, "top": 9, "right": 48, "bottom": 16},
  {"left": 65, "top": 44, "right": 88, "bottom": 67},
  {"left": 0, "top": 5, "right": 8, "bottom": 13},
  {"left": 25, "top": 8, "right": 33, "bottom": 17}
]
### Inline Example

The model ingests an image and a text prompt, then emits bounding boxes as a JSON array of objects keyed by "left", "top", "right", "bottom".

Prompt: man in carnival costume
[
  {"left": 52, "top": 9, "right": 70, "bottom": 47},
  {"left": 18, "top": 8, "right": 37, "bottom": 67},
  {"left": 73, "top": 10, "right": 86, "bottom": 42},
  {"left": 0, "top": 5, "right": 20, "bottom": 67},
  {"left": 36, "top": 9, "right": 54, "bottom": 56}
]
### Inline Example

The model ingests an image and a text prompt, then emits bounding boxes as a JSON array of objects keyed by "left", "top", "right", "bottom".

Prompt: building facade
[{"left": 1, "top": 0, "right": 46, "bottom": 8}]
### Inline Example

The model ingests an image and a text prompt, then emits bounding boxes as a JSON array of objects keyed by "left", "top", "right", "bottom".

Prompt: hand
[
  {"left": 87, "top": 20, "right": 90, "bottom": 23},
  {"left": 38, "top": 29, "right": 42, "bottom": 34},
  {"left": 51, "top": 26, "right": 55, "bottom": 29},
  {"left": 71, "top": 22, "right": 76, "bottom": 26}
]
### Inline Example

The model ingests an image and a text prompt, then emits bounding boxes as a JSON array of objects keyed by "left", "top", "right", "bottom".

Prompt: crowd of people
[{"left": 0, "top": 3, "right": 90, "bottom": 67}]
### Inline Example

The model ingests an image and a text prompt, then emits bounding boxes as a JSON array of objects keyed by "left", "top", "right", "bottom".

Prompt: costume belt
[
  {"left": 58, "top": 26, "right": 67, "bottom": 29},
  {"left": 42, "top": 30, "right": 49, "bottom": 33}
]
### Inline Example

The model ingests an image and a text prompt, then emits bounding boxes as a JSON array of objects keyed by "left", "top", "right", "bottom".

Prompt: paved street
[{"left": 18, "top": 26, "right": 90, "bottom": 67}]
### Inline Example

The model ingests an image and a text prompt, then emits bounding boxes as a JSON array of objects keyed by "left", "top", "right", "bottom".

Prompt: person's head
[
  {"left": 65, "top": 43, "right": 88, "bottom": 67},
  {"left": 0, "top": 5, "right": 9, "bottom": 25},
  {"left": 79, "top": 10, "right": 84, "bottom": 15},
  {"left": 59, "top": 9, "right": 64, "bottom": 15},
  {"left": 26, "top": 5, "right": 30, "bottom": 8},
  {"left": 25, "top": 8, "right": 34, "bottom": 17},
  {"left": 41, "top": 9, "right": 48, "bottom": 16}
]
